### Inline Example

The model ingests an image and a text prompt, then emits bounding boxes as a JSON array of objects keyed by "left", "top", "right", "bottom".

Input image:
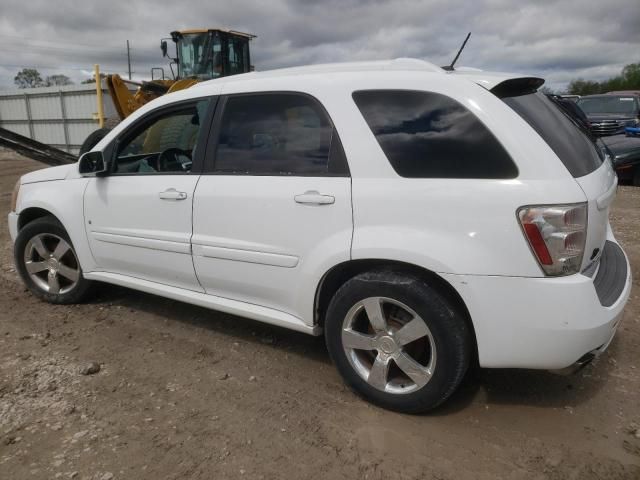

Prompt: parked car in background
[
  {"left": 577, "top": 93, "right": 640, "bottom": 136},
  {"left": 601, "top": 133, "right": 640, "bottom": 185},
  {"left": 607, "top": 90, "right": 640, "bottom": 96},
  {"left": 560, "top": 94, "right": 580, "bottom": 103},
  {"left": 547, "top": 94, "right": 591, "bottom": 132},
  {"left": 7, "top": 59, "right": 632, "bottom": 413}
]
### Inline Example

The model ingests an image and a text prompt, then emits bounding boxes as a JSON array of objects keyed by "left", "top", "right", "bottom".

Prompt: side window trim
[
  {"left": 202, "top": 91, "right": 350, "bottom": 177},
  {"left": 106, "top": 96, "right": 218, "bottom": 176},
  {"left": 203, "top": 95, "right": 228, "bottom": 174},
  {"left": 191, "top": 96, "right": 218, "bottom": 174}
]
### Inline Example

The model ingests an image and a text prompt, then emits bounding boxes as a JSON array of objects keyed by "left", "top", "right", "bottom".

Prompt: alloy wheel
[
  {"left": 23, "top": 233, "right": 80, "bottom": 295},
  {"left": 341, "top": 296, "right": 436, "bottom": 394}
]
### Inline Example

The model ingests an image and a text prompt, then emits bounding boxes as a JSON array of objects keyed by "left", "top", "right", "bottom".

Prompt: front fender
[{"left": 16, "top": 178, "right": 96, "bottom": 273}]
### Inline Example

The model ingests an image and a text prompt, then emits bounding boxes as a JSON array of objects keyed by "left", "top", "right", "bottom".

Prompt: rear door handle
[
  {"left": 294, "top": 190, "right": 335, "bottom": 205},
  {"left": 159, "top": 188, "right": 188, "bottom": 201}
]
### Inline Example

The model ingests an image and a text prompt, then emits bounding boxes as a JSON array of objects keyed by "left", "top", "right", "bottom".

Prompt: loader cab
[{"left": 165, "top": 29, "right": 255, "bottom": 81}]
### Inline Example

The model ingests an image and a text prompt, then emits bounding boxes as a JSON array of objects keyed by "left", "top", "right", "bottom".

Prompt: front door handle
[
  {"left": 159, "top": 188, "right": 188, "bottom": 201},
  {"left": 294, "top": 190, "right": 335, "bottom": 205}
]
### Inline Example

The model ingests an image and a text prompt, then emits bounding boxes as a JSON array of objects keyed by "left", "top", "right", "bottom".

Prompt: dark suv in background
[{"left": 577, "top": 92, "right": 640, "bottom": 136}]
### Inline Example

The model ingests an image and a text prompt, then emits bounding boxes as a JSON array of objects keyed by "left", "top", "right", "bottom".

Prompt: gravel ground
[{"left": 0, "top": 148, "right": 639, "bottom": 480}]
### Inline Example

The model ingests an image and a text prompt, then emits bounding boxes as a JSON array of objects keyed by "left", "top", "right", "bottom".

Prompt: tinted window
[
  {"left": 214, "top": 93, "right": 347, "bottom": 176},
  {"left": 503, "top": 93, "right": 603, "bottom": 177},
  {"left": 352, "top": 90, "right": 517, "bottom": 179},
  {"left": 115, "top": 100, "right": 208, "bottom": 174}
]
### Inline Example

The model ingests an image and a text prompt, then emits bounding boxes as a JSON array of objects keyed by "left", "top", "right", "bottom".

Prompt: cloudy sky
[{"left": 0, "top": 0, "right": 638, "bottom": 92}]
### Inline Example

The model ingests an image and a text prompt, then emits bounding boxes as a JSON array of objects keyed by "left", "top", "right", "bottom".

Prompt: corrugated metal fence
[{"left": 0, "top": 83, "right": 118, "bottom": 155}]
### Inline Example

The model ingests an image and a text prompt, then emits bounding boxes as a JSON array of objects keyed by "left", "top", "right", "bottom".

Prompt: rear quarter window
[
  {"left": 502, "top": 92, "right": 603, "bottom": 178},
  {"left": 352, "top": 90, "right": 518, "bottom": 179}
]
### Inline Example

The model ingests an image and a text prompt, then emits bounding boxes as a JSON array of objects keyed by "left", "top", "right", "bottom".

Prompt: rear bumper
[
  {"left": 8, "top": 212, "right": 18, "bottom": 242},
  {"left": 551, "top": 331, "right": 616, "bottom": 375},
  {"left": 442, "top": 239, "right": 632, "bottom": 370}
]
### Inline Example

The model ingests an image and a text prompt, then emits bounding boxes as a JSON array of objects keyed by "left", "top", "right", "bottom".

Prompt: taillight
[{"left": 518, "top": 203, "right": 587, "bottom": 276}]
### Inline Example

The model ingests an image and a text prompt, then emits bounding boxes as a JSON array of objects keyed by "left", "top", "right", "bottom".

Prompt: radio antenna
[{"left": 442, "top": 32, "right": 471, "bottom": 71}]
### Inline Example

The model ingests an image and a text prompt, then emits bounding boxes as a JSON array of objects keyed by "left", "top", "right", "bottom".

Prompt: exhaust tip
[{"left": 550, "top": 350, "right": 598, "bottom": 376}]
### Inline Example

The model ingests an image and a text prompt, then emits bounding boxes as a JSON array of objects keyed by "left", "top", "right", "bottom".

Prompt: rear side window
[
  {"left": 352, "top": 90, "right": 517, "bottom": 179},
  {"left": 502, "top": 92, "right": 603, "bottom": 177},
  {"left": 214, "top": 93, "right": 348, "bottom": 176}
]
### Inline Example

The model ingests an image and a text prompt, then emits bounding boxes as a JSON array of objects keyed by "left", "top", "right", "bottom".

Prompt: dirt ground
[{"left": 0, "top": 148, "right": 638, "bottom": 480}]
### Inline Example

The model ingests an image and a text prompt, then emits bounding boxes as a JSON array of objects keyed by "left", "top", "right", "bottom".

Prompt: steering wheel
[{"left": 158, "top": 148, "right": 192, "bottom": 172}]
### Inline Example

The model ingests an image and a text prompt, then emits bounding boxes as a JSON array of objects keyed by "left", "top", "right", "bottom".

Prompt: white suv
[{"left": 8, "top": 59, "right": 632, "bottom": 413}]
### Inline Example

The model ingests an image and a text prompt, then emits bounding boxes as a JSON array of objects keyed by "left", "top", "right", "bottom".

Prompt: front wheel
[
  {"left": 325, "top": 270, "right": 471, "bottom": 413},
  {"left": 14, "top": 216, "right": 93, "bottom": 304}
]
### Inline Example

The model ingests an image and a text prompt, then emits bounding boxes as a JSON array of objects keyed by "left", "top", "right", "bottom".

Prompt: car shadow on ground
[
  {"left": 432, "top": 344, "right": 616, "bottom": 415},
  {"left": 89, "top": 282, "right": 331, "bottom": 364},
  {"left": 89, "top": 282, "right": 613, "bottom": 415}
]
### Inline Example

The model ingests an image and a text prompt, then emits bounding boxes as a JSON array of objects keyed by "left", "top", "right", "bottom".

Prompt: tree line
[
  {"left": 12, "top": 68, "right": 103, "bottom": 88},
  {"left": 14, "top": 68, "right": 74, "bottom": 88},
  {"left": 12, "top": 62, "right": 640, "bottom": 94},
  {"left": 567, "top": 63, "right": 640, "bottom": 95}
]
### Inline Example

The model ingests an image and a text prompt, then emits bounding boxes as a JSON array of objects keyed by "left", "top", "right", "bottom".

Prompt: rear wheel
[
  {"left": 324, "top": 270, "right": 471, "bottom": 413},
  {"left": 633, "top": 166, "right": 640, "bottom": 187},
  {"left": 14, "top": 217, "right": 93, "bottom": 304}
]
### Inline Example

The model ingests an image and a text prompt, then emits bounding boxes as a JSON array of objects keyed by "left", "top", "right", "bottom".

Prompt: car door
[
  {"left": 192, "top": 92, "right": 353, "bottom": 322},
  {"left": 83, "top": 98, "right": 212, "bottom": 291}
]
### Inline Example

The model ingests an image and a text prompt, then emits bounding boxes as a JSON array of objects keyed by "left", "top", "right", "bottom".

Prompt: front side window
[
  {"left": 352, "top": 90, "right": 517, "bottom": 179},
  {"left": 214, "top": 93, "right": 347, "bottom": 176},
  {"left": 114, "top": 100, "right": 209, "bottom": 174}
]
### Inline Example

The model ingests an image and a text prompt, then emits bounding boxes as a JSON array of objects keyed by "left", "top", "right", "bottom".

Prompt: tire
[
  {"left": 154, "top": 115, "right": 198, "bottom": 152},
  {"left": 633, "top": 166, "right": 640, "bottom": 187},
  {"left": 324, "top": 270, "right": 471, "bottom": 413},
  {"left": 14, "top": 216, "right": 93, "bottom": 304},
  {"left": 78, "top": 127, "right": 111, "bottom": 156}
]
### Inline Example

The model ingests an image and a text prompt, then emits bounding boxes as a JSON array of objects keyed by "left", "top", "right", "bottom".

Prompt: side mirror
[
  {"left": 78, "top": 151, "right": 108, "bottom": 176},
  {"left": 161, "top": 40, "right": 168, "bottom": 57}
]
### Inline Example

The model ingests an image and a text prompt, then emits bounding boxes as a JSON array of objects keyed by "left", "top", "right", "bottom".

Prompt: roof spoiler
[{"left": 491, "top": 77, "right": 545, "bottom": 98}]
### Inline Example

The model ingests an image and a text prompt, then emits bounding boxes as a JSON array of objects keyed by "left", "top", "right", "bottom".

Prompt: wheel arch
[
  {"left": 16, "top": 190, "right": 97, "bottom": 274},
  {"left": 314, "top": 259, "right": 478, "bottom": 359},
  {"left": 18, "top": 207, "right": 62, "bottom": 231}
]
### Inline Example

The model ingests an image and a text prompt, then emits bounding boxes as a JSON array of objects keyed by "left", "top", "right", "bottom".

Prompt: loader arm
[{"left": 106, "top": 74, "right": 172, "bottom": 120}]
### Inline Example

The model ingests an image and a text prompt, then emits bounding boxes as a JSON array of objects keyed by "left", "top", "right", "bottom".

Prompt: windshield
[
  {"left": 177, "top": 33, "right": 222, "bottom": 80},
  {"left": 577, "top": 96, "right": 638, "bottom": 115}
]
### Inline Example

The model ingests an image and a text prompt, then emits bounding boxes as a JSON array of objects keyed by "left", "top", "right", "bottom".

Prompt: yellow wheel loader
[{"left": 79, "top": 28, "right": 255, "bottom": 154}]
